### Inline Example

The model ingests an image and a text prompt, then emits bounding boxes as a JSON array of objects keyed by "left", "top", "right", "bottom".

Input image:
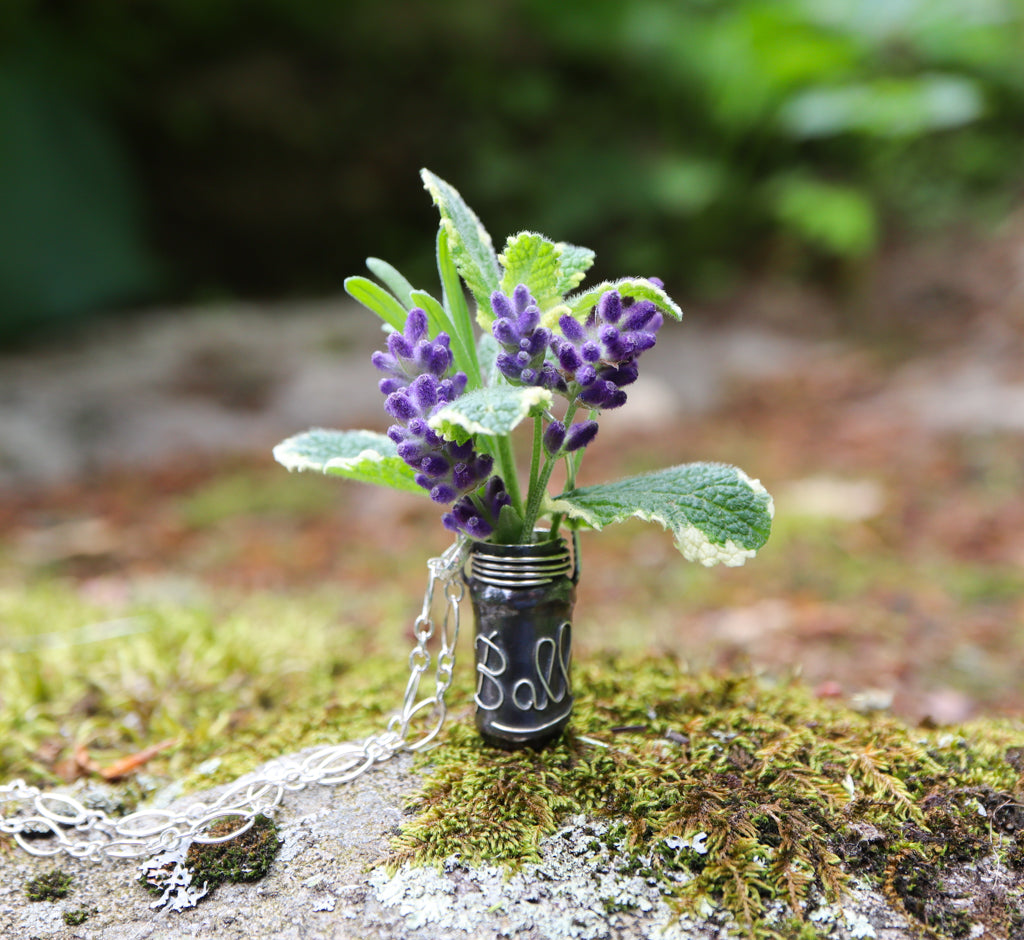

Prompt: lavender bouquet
[{"left": 274, "top": 170, "right": 773, "bottom": 562}]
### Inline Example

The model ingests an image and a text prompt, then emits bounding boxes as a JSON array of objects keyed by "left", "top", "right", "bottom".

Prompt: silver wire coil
[{"left": 470, "top": 542, "right": 573, "bottom": 588}]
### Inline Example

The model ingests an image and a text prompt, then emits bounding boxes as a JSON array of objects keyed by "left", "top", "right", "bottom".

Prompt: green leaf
[
  {"left": 436, "top": 227, "right": 483, "bottom": 389},
  {"left": 566, "top": 278, "right": 684, "bottom": 323},
  {"left": 428, "top": 385, "right": 552, "bottom": 440},
  {"left": 781, "top": 76, "right": 984, "bottom": 140},
  {"left": 421, "top": 168, "right": 501, "bottom": 312},
  {"left": 498, "top": 232, "right": 563, "bottom": 312},
  {"left": 344, "top": 276, "right": 409, "bottom": 332},
  {"left": 553, "top": 242, "right": 596, "bottom": 296},
  {"left": 273, "top": 429, "right": 423, "bottom": 495},
  {"left": 492, "top": 502, "right": 525, "bottom": 545},
  {"left": 366, "top": 257, "right": 416, "bottom": 310},
  {"left": 495, "top": 233, "right": 597, "bottom": 324},
  {"left": 550, "top": 463, "right": 773, "bottom": 567}
]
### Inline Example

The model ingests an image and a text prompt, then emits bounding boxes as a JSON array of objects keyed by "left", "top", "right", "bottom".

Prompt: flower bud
[
  {"left": 597, "top": 291, "right": 622, "bottom": 324},
  {"left": 405, "top": 307, "right": 428, "bottom": 342},
  {"left": 409, "top": 375, "right": 438, "bottom": 413},
  {"left": 564, "top": 420, "right": 599, "bottom": 452},
  {"left": 420, "top": 455, "right": 450, "bottom": 477},
  {"left": 385, "top": 391, "right": 418, "bottom": 422},
  {"left": 490, "top": 290, "right": 514, "bottom": 321},
  {"left": 543, "top": 420, "right": 566, "bottom": 456},
  {"left": 428, "top": 482, "right": 457, "bottom": 504},
  {"left": 558, "top": 315, "right": 586, "bottom": 343},
  {"left": 387, "top": 332, "right": 413, "bottom": 359}
]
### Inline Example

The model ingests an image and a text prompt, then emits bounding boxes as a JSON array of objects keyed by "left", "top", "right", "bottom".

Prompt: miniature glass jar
[{"left": 467, "top": 535, "right": 577, "bottom": 749}]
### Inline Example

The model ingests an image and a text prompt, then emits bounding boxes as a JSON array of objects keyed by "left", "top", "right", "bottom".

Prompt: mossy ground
[
  {"left": 391, "top": 658, "right": 1024, "bottom": 939},
  {"left": 10, "top": 564, "right": 1022, "bottom": 937},
  {"left": 0, "top": 577, "right": 413, "bottom": 789},
  {"left": 138, "top": 812, "right": 282, "bottom": 898}
]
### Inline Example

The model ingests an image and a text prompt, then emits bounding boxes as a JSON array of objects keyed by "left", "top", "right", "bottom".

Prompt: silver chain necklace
[{"left": 0, "top": 537, "right": 469, "bottom": 864}]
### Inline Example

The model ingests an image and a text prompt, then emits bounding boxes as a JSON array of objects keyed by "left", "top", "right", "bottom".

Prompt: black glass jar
[{"left": 467, "top": 535, "right": 577, "bottom": 749}]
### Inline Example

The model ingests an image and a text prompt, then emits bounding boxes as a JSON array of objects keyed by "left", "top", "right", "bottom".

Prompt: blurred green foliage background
[{"left": 1, "top": 0, "right": 1022, "bottom": 343}]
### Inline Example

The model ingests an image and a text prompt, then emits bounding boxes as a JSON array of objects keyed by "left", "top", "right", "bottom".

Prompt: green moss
[
  {"left": 25, "top": 869, "right": 72, "bottom": 901},
  {"left": 62, "top": 909, "right": 90, "bottom": 926},
  {"left": 393, "top": 656, "right": 1024, "bottom": 939},
  {"left": 0, "top": 579, "right": 412, "bottom": 789},
  {"left": 185, "top": 813, "right": 282, "bottom": 888}
]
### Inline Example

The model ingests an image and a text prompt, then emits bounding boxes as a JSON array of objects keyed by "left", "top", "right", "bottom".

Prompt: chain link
[{"left": 0, "top": 537, "right": 470, "bottom": 862}]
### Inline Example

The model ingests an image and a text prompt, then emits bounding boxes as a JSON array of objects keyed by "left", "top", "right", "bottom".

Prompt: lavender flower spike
[
  {"left": 442, "top": 476, "right": 512, "bottom": 539},
  {"left": 373, "top": 308, "right": 492, "bottom": 504},
  {"left": 551, "top": 289, "right": 663, "bottom": 411},
  {"left": 490, "top": 286, "right": 566, "bottom": 392},
  {"left": 543, "top": 421, "right": 566, "bottom": 457},
  {"left": 371, "top": 307, "right": 454, "bottom": 394}
]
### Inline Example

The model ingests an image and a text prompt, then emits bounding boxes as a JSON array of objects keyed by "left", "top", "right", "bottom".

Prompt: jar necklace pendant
[{"left": 466, "top": 534, "right": 579, "bottom": 749}]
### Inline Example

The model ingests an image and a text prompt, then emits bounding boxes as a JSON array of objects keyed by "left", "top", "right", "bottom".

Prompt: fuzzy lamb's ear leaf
[
  {"left": 498, "top": 232, "right": 563, "bottom": 312},
  {"left": 553, "top": 242, "right": 595, "bottom": 296},
  {"left": 273, "top": 429, "right": 423, "bottom": 495},
  {"left": 421, "top": 169, "right": 501, "bottom": 313},
  {"left": 428, "top": 385, "right": 552, "bottom": 440},
  {"left": 496, "top": 233, "right": 597, "bottom": 322},
  {"left": 566, "top": 278, "right": 683, "bottom": 322},
  {"left": 550, "top": 463, "right": 773, "bottom": 567}
]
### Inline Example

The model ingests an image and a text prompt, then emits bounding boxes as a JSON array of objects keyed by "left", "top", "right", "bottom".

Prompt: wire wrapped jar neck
[{"left": 469, "top": 537, "right": 574, "bottom": 589}]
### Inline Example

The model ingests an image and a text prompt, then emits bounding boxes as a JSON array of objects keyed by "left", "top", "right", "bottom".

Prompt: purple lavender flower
[
  {"left": 564, "top": 420, "right": 599, "bottom": 452},
  {"left": 442, "top": 476, "right": 512, "bottom": 539},
  {"left": 552, "top": 289, "right": 663, "bottom": 410},
  {"left": 372, "top": 308, "right": 456, "bottom": 394},
  {"left": 542, "top": 420, "right": 566, "bottom": 456},
  {"left": 543, "top": 419, "right": 599, "bottom": 456},
  {"left": 491, "top": 286, "right": 566, "bottom": 392},
  {"left": 375, "top": 311, "right": 493, "bottom": 504}
]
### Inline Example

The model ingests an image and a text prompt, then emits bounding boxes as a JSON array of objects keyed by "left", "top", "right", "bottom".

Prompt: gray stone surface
[
  {"left": 0, "top": 752, "right": 416, "bottom": 940},
  {"left": 0, "top": 746, "right": 927, "bottom": 940}
]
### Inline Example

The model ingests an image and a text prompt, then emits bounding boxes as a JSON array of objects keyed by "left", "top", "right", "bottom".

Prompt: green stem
[
  {"left": 495, "top": 434, "right": 523, "bottom": 518},
  {"left": 520, "top": 403, "right": 579, "bottom": 539},
  {"left": 565, "top": 449, "right": 579, "bottom": 491},
  {"left": 548, "top": 454, "right": 575, "bottom": 539},
  {"left": 548, "top": 445, "right": 580, "bottom": 539},
  {"left": 519, "top": 453, "right": 558, "bottom": 541},
  {"left": 527, "top": 415, "right": 543, "bottom": 508}
]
